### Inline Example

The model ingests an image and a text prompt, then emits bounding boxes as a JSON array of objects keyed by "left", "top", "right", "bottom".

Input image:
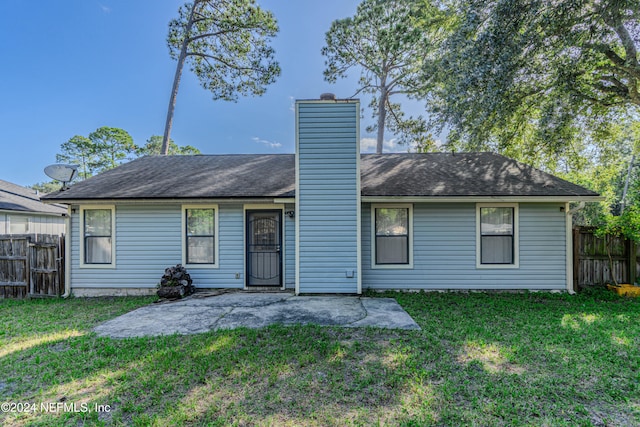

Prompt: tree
[
  {"left": 162, "top": 0, "right": 281, "bottom": 155},
  {"left": 137, "top": 135, "right": 201, "bottom": 156},
  {"left": 29, "top": 181, "right": 65, "bottom": 194},
  {"left": 55, "top": 127, "right": 135, "bottom": 182},
  {"left": 423, "top": 0, "right": 640, "bottom": 156},
  {"left": 322, "top": 0, "right": 440, "bottom": 153},
  {"left": 56, "top": 135, "right": 98, "bottom": 180},
  {"left": 88, "top": 127, "right": 136, "bottom": 171}
]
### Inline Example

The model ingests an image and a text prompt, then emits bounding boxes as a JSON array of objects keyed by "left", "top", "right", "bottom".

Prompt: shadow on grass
[{"left": 1, "top": 290, "right": 639, "bottom": 426}]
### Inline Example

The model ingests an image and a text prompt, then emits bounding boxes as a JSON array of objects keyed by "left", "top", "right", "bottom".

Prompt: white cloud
[
  {"left": 252, "top": 137, "right": 282, "bottom": 149},
  {"left": 360, "top": 136, "right": 445, "bottom": 153},
  {"left": 288, "top": 96, "right": 295, "bottom": 112},
  {"left": 98, "top": 3, "right": 111, "bottom": 13},
  {"left": 360, "top": 137, "right": 410, "bottom": 153}
]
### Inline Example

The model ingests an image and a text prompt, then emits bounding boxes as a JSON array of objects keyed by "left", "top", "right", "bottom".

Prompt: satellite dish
[{"left": 44, "top": 164, "right": 78, "bottom": 190}]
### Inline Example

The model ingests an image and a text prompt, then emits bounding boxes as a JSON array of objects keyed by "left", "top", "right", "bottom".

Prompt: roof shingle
[
  {"left": 0, "top": 180, "right": 67, "bottom": 214},
  {"left": 41, "top": 153, "right": 598, "bottom": 201}
]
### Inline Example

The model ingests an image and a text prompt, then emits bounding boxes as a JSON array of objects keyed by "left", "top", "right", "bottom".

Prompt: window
[
  {"left": 9, "top": 216, "right": 29, "bottom": 234},
  {"left": 183, "top": 206, "right": 218, "bottom": 266},
  {"left": 81, "top": 207, "right": 114, "bottom": 266},
  {"left": 477, "top": 204, "right": 519, "bottom": 268},
  {"left": 372, "top": 205, "right": 413, "bottom": 268}
]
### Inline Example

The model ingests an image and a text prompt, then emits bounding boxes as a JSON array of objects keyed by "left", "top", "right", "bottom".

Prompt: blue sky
[{"left": 0, "top": 0, "right": 423, "bottom": 187}]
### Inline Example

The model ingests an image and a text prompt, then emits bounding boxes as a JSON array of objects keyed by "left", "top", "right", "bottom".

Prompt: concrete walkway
[{"left": 94, "top": 292, "right": 421, "bottom": 338}]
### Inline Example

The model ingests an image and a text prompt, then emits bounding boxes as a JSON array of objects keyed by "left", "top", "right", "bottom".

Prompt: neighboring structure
[
  {"left": 42, "top": 97, "right": 600, "bottom": 296},
  {"left": 0, "top": 179, "right": 66, "bottom": 236}
]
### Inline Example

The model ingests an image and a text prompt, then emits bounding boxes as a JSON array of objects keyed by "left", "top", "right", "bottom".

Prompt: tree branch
[
  {"left": 601, "top": 11, "right": 639, "bottom": 69},
  {"left": 186, "top": 51, "right": 261, "bottom": 72}
]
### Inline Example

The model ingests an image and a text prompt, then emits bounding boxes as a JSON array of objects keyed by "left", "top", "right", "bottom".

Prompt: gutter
[
  {"left": 361, "top": 195, "right": 604, "bottom": 203},
  {"left": 62, "top": 206, "right": 72, "bottom": 298}
]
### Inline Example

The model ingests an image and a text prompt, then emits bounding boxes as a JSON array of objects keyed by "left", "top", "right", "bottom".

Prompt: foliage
[
  {"left": 56, "top": 135, "right": 98, "bottom": 180},
  {"left": 88, "top": 126, "right": 136, "bottom": 171},
  {"left": 322, "top": 0, "right": 441, "bottom": 153},
  {"left": 593, "top": 204, "right": 640, "bottom": 286},
  {"left": 162, "top": 0, "right": 280, "bottom": 154},
  {"left": 29, "top": 180, "right": 65, "bottom": 194},
  {"left": 423, "top": 0, "right": 640, "bottom": 160},
  {"left": 42, "top": 130, "right": 202, "bottom": 188},
  {"left": 415, "top": 0, "right": 640, "bottom": 226},
  {"left": 55, "top": 127, "right": 135, "bottom": 181},
  {"left": 137, "top": 135, "right": 201, "bottom": 156},
  {"left": 562, "top": 119, "right": 640, "bottom": 225},
  {"left": 596, "top": 206, "right": 640, "bottom": 243}
]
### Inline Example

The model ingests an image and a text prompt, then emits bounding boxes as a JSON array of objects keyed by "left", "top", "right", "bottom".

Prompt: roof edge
[
  {"left": 361, "top": 196, "right": 605, "bottom": 203},
  {"left": 41, "top": 197, "right": 296, "bottom": 205}
]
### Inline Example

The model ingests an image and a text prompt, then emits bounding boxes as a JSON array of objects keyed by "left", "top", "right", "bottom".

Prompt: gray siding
[
  {"left": 362, "top": 203, "right": 566, "bottom": 290},
  {"left": 70, "top": 204, "right": 246, "bottom": 290},
  {"left": 284, "top": 203, "right": 295, "bottom": 289},
  {"left": 69, "top": 201, "right": 567, "bottom": 292},
  {"left": 1, "top": 212, "right": 65, "bottom": 236},
  {"left": 296, "top": 101, "right": 360, "bottom": 293}
]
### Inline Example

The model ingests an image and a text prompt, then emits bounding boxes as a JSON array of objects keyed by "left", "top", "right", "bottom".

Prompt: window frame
[
  {"left": 9, "top": 215, "right": 30, "bottom": 234},
  {"left": 182, "top": 204, "right": 219, "bottom": 269},
  {"left": 476, "top": 203, "right": 519, "bottom": 269},
  {"left": 80, "top": 205, "right": 116, "bottom": 269},
  {"left": 371, "top": 204, "right": 413, "bottom": 269}
]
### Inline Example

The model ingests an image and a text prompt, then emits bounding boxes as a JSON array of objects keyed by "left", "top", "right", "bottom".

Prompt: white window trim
[
  {"left": 9, "top": 215, "right": 30, "bottom": 234},
  {"left": 371, "top": 203, "right": 413, "bottom": 269},
  {"left": 182, "top": 204, "right": 219, "bottom": 269},
  {"left": 476, "top": 203, "right": 519, "bottom": 269},
  {"left": 80, "top": 205, "right": 116, "bottom": 269}
]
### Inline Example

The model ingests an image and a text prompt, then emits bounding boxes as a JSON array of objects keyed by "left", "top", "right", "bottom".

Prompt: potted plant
[{"left": 157, "top": 264, "right": 195, "bottom": 299}]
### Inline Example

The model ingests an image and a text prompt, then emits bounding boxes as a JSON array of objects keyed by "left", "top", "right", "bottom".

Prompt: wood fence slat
[
  {"left": 0, "top": 234, "right": 64, "bottom": 298},
  {"left": 574, "top": 226, "right": 638, "bottom": 288}
]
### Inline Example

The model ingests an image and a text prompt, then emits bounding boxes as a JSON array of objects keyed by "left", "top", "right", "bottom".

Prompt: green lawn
[{"left": 0, "top": 290, "right": 638, "bottom": 426}]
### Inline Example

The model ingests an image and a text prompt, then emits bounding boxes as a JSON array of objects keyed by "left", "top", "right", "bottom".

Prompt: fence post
[
  {"left": 630, "top": 239, "right": 637, "bottom": 285},
  {"left": 573, "top": 227, "right": 580, "bottom": 291}
]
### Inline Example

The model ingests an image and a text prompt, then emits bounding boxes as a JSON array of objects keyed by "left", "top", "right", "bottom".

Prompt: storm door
[{"left": 246, "top": 211, "right": 282, "bottom": 287}]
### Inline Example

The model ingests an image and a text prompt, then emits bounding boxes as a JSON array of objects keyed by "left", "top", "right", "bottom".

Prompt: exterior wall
[
  {"left": 296, "top": 100, "right": 361, "bottom": 293},
  {"left": 284, "top": 203, "right": 296, "bottom": 289},
  {"left": 362, "top": 202, "right": 567, "bottom": 290},
  {"left": 1, "top": 212, "right": 65, "bottom": 236},
  {"left": 70, "top": 204, "right": 247, "bottom": 291},
  {"left": 69, "top": 201, "right": 568, "bottom": 294}
]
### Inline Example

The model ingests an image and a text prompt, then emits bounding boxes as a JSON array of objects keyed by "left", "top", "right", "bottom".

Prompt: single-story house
[
  {"left": 0, "top": 179, "right": 66, "bottom": 236},
  {"left": 42, "top": 97, "right": 600, "bottom": 296}
]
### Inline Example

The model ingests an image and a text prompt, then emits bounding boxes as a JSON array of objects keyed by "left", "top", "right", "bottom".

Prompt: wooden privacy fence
[
  {"left": 0, "top": 234, "right": 64, "bottom": 298},
  {"left": 573, "top": 227, "right": 638, "bottom": 289}
]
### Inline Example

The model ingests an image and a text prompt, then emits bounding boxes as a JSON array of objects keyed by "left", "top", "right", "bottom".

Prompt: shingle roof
[
  {"left": 360, "top": 153, "right": 597, "bottom": 197},
  {"left": 0, "top": 180, "right": 67, "bottom": 215},
  {"left": 43, "top": 155, "right": 295, "bottom": 200},
  {"left": 41, "top": 152, "right": 598, "bottom": 202}
]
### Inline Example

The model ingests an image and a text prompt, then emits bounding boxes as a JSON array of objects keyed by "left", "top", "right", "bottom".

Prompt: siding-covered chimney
[{"left": 295, "top": 96, "right": 361, "bottom": 294}]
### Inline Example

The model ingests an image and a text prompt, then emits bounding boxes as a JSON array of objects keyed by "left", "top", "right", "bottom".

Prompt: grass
[{"left": 0, "top": 290, "right": 638, "bottom": 426}]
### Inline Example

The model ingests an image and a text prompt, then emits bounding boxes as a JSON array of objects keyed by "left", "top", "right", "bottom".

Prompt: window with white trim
[
  {"left": 372, "top": 205, "right": 413, "bottom": 267},
  {"left": 82, "top": 207, "right": 114, "bottom": 265},
  {"left": 477, "top": 204, "right": 519, "bottom": 267},
  {"left": 184, "top": 206, "right": 218, "bottom": 266},
  {"left": 9, "top": 216, "right": 29, "bottom": 234}
]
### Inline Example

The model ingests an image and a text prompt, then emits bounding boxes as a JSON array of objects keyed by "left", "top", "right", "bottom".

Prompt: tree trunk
[
  {"left": 621, "top": 153, "right": 635, "bottom": 213},
  {"left": 376, "top": 86, "right": 388, "bottom": 154},
  {"left": 161, "top": 2, "right": 199, "bottom": 156}
]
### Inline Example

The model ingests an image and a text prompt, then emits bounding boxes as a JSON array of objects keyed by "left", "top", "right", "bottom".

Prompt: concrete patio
[{"left": 94, "top": 292, "right": 421, "bottom": 338}]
